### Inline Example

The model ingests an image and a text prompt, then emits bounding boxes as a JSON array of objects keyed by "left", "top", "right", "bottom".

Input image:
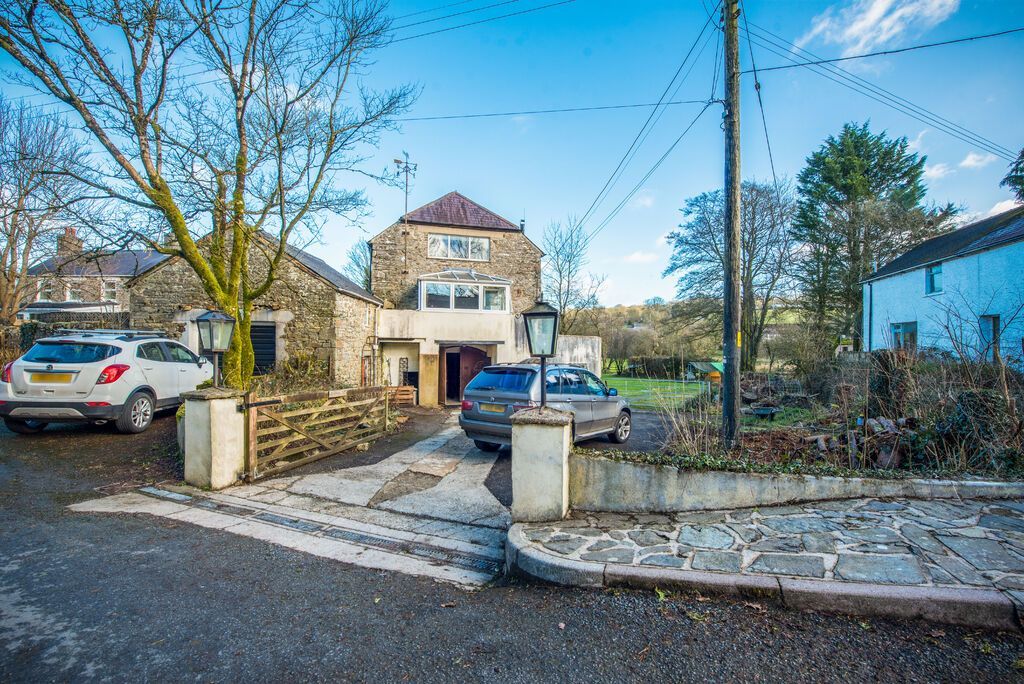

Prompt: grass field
[{"left": 602, "top": 374, "right": 708, "bottom": 410}]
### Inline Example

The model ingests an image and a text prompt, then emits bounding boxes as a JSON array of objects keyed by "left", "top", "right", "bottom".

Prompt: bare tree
[
  {"left": 0, "top": 0, "right": 414, "bottom": 387},
  {"left": 342, "top": 239, "right": 372, "bottom": 292},
  {"left": 663, "top": 180, "right": 795, "bottom": 371},
  {"left": 541, "top": 217, "right": 605, "bottom": 334},
  {"left": 0, "top": 97, "right": 93, "bottom": 323}
]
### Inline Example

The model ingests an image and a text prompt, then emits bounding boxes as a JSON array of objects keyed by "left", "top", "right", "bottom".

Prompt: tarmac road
[{"left": 0, "top": 414, "right": 1021, "bottom": 682}]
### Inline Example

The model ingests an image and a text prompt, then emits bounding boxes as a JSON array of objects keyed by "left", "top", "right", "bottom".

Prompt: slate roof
[
  {"left": 281, "top": 241, "right": 380, "bottom": 304},
  {"left": 865, "top": 205, "right": 1024, "bottom": 282},
  {"left": 403, "top": 191, "right": 520, "bottom": 231},
  {"left": 29, "top": 250, "right": 168, "bottom": 278}
]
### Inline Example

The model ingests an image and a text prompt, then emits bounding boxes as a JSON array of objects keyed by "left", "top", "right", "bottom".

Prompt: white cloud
[
  {"left": 960, "top": 151, "right": 998, "bottom": 169},
  {"left": 623, "top": 250, "right": 659, "bottom": 264},
  {"left": 923, "top": 162, "right": 953, "bottom": 180},
  {"left": 986, "top": 199, "right": 1022, "bottom": 217},
  {"left": 655, "top": 232, "right": 672, "bottom": 247},
  {"left": 796, "top": 0, "right": 959, "bottom": 58},
  {"left": 907, "top": 129, "right": 928, "bottom": 153},
  {"left": 630, "top": 189, "right": 655, "bottom": 209}
]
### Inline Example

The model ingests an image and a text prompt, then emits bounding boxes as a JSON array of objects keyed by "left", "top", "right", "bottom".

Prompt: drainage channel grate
[{"left": 324, "top": 528, "right": 502, "bottom": 575}]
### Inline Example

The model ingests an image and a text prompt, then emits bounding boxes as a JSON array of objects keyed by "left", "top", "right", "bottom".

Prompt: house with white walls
[{"left": 861, "top": 205, "right": 1024, "bottom": 361}]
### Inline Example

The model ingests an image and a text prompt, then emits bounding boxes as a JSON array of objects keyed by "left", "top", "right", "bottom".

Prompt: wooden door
[{"left": 458, "top": 346, "right": 490, "bottom": 400}]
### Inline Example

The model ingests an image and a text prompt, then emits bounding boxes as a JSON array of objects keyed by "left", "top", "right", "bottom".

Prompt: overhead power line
[
  {"left": 393, "top": 0, "right": 482, "bottom": 21},
  {"left": 391, "top": 0, "right": 521, "bottom": 31},
  {"left": 577, "top": 1, "right": 722, "bottom": 230},
  {"left": 586, "top": 102, "right": 714, "bottom": 245},
  {"left": 392, "top": 0, "right": 577, "bottom": 42},
  {"left": 10, "top": 0, "right": 581, "bottom": 115},
  {"left": 744, "top": 26, "right": 1024, "bottom": 74},
  {"left": 740, "top": 4, "right": 780, "bottom": 196},
  {"left": 400, "top": 99, "right": 708, "bottom": 121},
  {"left": 741, "top": 28, "right": 1015, "bottom": 162},
  {"left": 748, "top": 22, "right": 1016, "bottom": 160}
]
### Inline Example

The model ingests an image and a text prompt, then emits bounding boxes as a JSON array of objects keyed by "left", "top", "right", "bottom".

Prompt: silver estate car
[{"left": 458, "top": 363, "right": 631, "bottom": 451}]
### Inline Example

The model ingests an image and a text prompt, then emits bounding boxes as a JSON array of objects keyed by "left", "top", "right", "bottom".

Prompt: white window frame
[
  {"left": 427, "top": 233, "right": 491, "bottom": 262},
  {"left": 419, "top": 281, "right": 509, "bottom": 313},
  {"left": 37, "top": 280, "right": 57, "bottom": 302},
  {"left": 101, "top": 280, "right": 118, "bottom": 301},
  {"left": 925, "top": 262, "right": 943, "bottom": 295},
  {"left": 65, "top": 284, "right": 82, "bottom": 302}
]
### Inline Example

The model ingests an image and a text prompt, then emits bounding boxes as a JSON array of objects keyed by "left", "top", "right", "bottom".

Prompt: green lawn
[{"left": 602, "top": 374, "right": 708, "bottom": 410}]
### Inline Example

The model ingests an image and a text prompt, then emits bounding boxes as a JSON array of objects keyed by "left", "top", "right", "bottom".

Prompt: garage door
[{"left": 250, "top": 323, "right": 276, "bottom": 375}]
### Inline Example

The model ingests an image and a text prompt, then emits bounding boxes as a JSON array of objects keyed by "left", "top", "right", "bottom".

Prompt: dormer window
[
  {"left": 419, "top": 269, "right": 510, "bottom": 312},
  {"left": 428, "top": 233, "right": 490, "bottom": 261}
]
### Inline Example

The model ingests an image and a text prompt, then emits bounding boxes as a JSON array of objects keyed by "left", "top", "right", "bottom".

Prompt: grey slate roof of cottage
[
  {"left": 29, "top": 249, "right": 168, "bottom": 277},
  {"left": 864, "top": 205, "right": 1024, "bottom": 282},
  {"left": 280, "top": 241, "right": 380, "bottom": 304},
  {"left": 402, "top": 191, "right": 520, "bottom": 231}
]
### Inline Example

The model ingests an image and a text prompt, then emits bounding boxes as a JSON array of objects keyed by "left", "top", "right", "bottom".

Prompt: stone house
[
  {"left": 21, "top": 228, "right": 380, "bottom": 386},
  {"left": 21, "top": 228, "right": 164, "bottom": 319},
  {"left": 370, "top": 191, "right": 601, "bottom": 406},
  {"left": 862, "top": 204, "right": 1024, "bottom": 360},
  {"left": 130, "top": 235, "right": 381, "bottom": 386}
]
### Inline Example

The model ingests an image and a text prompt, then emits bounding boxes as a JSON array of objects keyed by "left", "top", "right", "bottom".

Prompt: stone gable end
[{"left": 370, "top": 222, "right": 542, "bottom": 313}]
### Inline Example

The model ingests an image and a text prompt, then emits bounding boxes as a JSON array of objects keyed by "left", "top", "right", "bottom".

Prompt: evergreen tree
[
  {"left": 791, "top": 122, "right": 955, "bottom": 350},
  {"left": 1002, "top": 148, "right": 1024, "bottom": 202}
]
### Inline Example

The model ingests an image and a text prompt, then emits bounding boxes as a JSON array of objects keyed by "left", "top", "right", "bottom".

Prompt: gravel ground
[{"left": 1, "top": 414, "right": 1023, "bottom": 682}]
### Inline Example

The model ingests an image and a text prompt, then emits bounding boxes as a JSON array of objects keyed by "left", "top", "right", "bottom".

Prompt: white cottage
[{"left": 862, "top": 205, "right": 1024, "bottom": 361}]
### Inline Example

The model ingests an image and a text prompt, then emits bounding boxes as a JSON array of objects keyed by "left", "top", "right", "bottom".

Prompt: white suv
[{"left": 0, "top": 330, "right": 213, "bottom": 435}]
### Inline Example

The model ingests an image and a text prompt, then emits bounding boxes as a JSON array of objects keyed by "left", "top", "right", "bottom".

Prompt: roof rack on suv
[{"left": 54, "top": 328, "right": 168, "bottom": 340}]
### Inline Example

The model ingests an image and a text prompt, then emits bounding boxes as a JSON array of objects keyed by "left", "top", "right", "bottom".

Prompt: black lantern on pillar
[
  {"left": 522, "top": 299, "right": 560, "bottom": 407},
  {"left": 195, "top": 310, "right": 236, "bottom": 387}
]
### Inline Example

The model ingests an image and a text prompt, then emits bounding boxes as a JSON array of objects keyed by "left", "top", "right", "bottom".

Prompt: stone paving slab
[{"left": 510, "top": 497, "right": 1024, "bottom": 629}]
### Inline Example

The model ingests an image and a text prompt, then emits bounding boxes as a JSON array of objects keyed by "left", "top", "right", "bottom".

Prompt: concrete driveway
[{"left": 73, "top": 411, "right": 512, "bottom": 587}]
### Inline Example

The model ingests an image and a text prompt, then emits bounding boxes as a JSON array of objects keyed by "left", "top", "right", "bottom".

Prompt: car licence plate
[
  {"left": 30, "top": 373, "right": 73, "bottom": 383},
  {"left": 479, "top": 403, "right": 505, "bottom": 414}
]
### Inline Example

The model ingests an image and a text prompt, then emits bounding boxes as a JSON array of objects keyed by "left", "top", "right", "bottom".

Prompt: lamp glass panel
[{"left": 526, "top": 314, "right": 556, "bottom": 356}]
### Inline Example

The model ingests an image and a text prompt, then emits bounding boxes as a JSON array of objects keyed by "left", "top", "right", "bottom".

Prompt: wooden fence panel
[{"left": 245, "top": 386, "right": 389, "bottom": 480}]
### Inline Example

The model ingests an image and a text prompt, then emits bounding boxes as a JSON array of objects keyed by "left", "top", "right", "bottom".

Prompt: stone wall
[
  {"left": 130, "top": 243, "right": 353, "bottom": 381},
  {"left": 333, "top": 292, "right": 376, "bottom": 387},
  {"left": 370, "top": 222, "right": 542, "bottom": 313}
]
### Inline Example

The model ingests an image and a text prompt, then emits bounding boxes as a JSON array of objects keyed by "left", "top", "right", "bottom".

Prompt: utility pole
[
  {"left": 394, "top": 152, "right": 417, "bottom": 275},
  {"left": 721, "top": 0, "right": 742, "bottom": 448}
]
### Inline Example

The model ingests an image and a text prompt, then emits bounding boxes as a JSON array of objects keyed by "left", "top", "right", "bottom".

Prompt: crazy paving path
[
  {"left": 519, "top": 497, "right": 1024, "bottom": 607},
  {"left": 70, "top": 416, "right": 510, "bottom": 588}
]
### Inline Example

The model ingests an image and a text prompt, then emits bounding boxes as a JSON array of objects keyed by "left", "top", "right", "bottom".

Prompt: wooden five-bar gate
[{"left": 244, "top": 386, "right": 390, "bottom": 480}]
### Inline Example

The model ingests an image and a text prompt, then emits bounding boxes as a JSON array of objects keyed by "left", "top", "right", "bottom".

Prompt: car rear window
[
  {"left": 466, "top": 368, "right": 536, "bottom": 392},
  {"left": 22, "top": 341, "right": 120, "bottom": 364}
]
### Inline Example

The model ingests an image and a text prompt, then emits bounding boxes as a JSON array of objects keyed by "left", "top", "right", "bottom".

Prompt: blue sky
[{"left": 5, "top": 0, "right": 1023, "bottom": 305}]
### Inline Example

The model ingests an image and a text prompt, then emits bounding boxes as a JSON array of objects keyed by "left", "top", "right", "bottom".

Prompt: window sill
[{"left": 924, "top": 290, "right": 945, "bottom": 298}]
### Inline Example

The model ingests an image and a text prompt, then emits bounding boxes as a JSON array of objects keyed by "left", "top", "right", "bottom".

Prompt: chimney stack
[
  {"left": 520, "top": 219, "right": 526, "bottom": 231},
  {"left": 56, "top": 227, "right": 84, "bottom": 257}
]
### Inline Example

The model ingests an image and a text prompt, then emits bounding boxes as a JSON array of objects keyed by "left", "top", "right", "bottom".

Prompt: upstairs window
[
  {"left": 37, "top": 281, "right": 57, "bottom": 301},
  {"left": 427, "top": 234, "right": 490, "bottom": 261},
  {"left": 925, "top": 263, "right": 942, "bottom": 294},
  {"left": 891, "top": 321, "right": 918, "bottom": 352},
  {"left": 102, "top": 281, "right": 118, "bottom": 301},
  {"left": 420, "top": 281, "right": 509, "bottom": 312},
  {"left": 65, "top": 285, "right": 83, "bottom": 302}
]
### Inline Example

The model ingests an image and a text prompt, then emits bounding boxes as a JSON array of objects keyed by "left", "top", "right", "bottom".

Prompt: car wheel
[
  {"left": 609, "top": 412, "right": 631, "bottom": 444},
  {"left": 473, "top": 440, "right": 501, "bottom": 452},
  {"left": 116, "top": 391, "right": 154, "bottom": 434},
  {"left": 4, "top": 417, "right": 48, "bottom": 434}
]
